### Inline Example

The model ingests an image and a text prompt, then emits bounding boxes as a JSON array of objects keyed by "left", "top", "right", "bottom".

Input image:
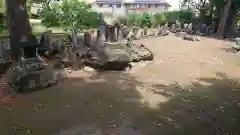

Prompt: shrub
[
  {"left": 120, "top": 13, "right": 155, "bottom": 28},
  {"left": 154, "top": 13, "right": 167, "bottom": 26},
  {"left": 38, "top": 0, "right": 99, "bottom": 31},
  {"left": 164, "top": 10, "right": 194, "bottom": 24},
  {"left": 139, "top": 13, "right": 154, "bottom": 28},
  {"left": 38, "top": 3, "right": 61, "bottom": 27}
]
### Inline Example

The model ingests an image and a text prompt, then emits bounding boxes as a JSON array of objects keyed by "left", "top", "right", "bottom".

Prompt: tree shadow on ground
[
  {"left": 149, "top": 72, "right": 240, "bottom": 135},
  {"left": 0, "top": 71, "right": 240, "bottom": 135}
]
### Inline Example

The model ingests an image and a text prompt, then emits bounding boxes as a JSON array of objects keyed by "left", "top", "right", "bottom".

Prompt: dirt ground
[{"left": 1, "top": 34, "right": 240, "bottom": 135}]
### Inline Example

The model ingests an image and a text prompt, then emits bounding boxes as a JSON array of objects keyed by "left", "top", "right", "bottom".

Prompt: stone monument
[
  {"left": 183, "top": 23, "right": 188, "bottom": 29},
  {"left": 8, "top": 35, "right": 58, "bottom": 92},
  {"left": 232, "top": 38, "right": 240, "bottom": 50},
  {"left": 176, "top": 20, "right": 182, "bottom": 29},
  {"left": 187, "top": 23, "right": 193, "bottom": 34},
  {"left": 171, "top": 24, "right": 176, "bottom": 33},
  {"left": 0, "top": 40, "right": 12, "bottom": 75},
  {"left": 84, "top": 13, "right": 132, "bottom": 70}
]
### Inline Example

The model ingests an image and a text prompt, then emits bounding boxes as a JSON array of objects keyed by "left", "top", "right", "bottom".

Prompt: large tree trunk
[
  {"left": 215, "top": 0, "right": 232, "bottom": 38},
  {"left": 224, "top": 7, "right": 237, "bottom": 38},
  {"left": 208, "top": 0, "right": 213, "bottom": 24},
  {"left": 5, "top": 0, "right": 32, "bottom": 62}
]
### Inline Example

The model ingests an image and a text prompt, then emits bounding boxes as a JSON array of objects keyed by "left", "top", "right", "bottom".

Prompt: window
[
  {"left": 99, "top": 4, "right": 103, "bottom": 7},
  {"left": 125, "top": 4, "right": 130, "bottom": 8},
  {"left": 147, "top": 4, "right": 151, "bottom": 8},
  {"left": 116, "top": 4, "right": 121, "bottom": 8},
  {"left": 155, "top": 4, "right": 159, "bottom": 8},
  {"left": 108, "top": 4, "right": 113, "bottom": 7}
]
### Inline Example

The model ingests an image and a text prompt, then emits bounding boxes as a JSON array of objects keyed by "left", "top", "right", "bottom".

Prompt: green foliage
[
  {"left": 38, "top": 3, "right": 61, "bottom": 27},
  {"left": 118, "top": 16, "right": 128, "bottom": 25},
  {"left": 118, "top": 10, "right": 194, "bottom": 28},
  {"left": 140, "top": 13, "right": 154, "bottom": 27},
  {"left": 26, "top": 0, "right": 31, "bottom": 17},
  {"left": 38, "top": 0, "right": 99, "bottom": 32},
  {"left": 0, "top": 0, "right": 5, "bottom": 14},
  {"left": 127, "top": 13, "right": 141, "bottom": 26},
  {"left": 164, "top": 10, "right": 194, "bottom": 24},
  {"left": 179, "top": 10, "right": 194, "bottom": 23},
  {"left": 119, "top": 13, "right": 155, "bottom": 28},
  {"left": 154, "top": 13, "right": 167, "bottom": 26}
]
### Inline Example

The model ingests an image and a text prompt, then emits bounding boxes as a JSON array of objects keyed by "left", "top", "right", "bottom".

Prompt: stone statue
[
  {"left": 236, "top": 38, "right": 240, "bottom": 45},
  {"left": 132, "top": 26, "right": 138, "bottom": 35},
  {"left": 71, "top": 32, "right": 78, "bottom": 47},
  {"left": 183, "top": 23, "right": 188, "bottom": 29},
  {"left": 121, "top": 24, "right": 130, "bottom": 38},
  {"left": 171, "top": 24, "right": 176, "bottom": 33},
  {"left": 176, "top": 20, "right": 182, "bottom": 29},
  {"left": 158, "top": 23, "right": 169, "bottom": 36},
  {"left": 187, "top": 23, "right": 193, "bottom": 34},
  {"left": 143, "top": 26, "right": 148, "bottom": 36},
  {"left": 99, "top": 13, "right": 106, "bottom": 42},
  {"left": 60, "top": 34, "right": 74, "bottom": 63},
  {"left": 84, "top": 31, "right": 92, "bottom": 46}
]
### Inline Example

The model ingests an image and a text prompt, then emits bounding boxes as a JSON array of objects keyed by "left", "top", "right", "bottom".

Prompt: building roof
[
  {"left": 95, "top": 0, "right": 123, "bottom": 4},
  {"left": 95, "top": 0, "right": 171, "bottom": 6},
  {"left": 125, "top": 0, "right": 171, "bottom": 6}
]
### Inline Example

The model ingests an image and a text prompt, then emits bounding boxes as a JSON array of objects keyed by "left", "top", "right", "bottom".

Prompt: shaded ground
[{"left": 1, "top": 35, "right": 240, "bottom": 135}]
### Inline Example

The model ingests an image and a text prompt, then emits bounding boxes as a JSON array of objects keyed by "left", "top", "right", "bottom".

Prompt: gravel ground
[{"left": 0, "top": 34, "right": 240, "bottom": 135}]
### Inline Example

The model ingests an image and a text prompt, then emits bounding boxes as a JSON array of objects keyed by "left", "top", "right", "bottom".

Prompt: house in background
[
  {"left": 30, "top": 0, "right": 171, "bottom": 17},
  {"left": 91, "top": 0, "right": 171, "bottom": 16}
]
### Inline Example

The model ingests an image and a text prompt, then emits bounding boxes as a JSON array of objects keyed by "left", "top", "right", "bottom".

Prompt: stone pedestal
[
  {"left": 8, "top": 35, "right": 58, "bottom": 92},
  {"left": 0, "top": 41, "right": 12, "bottom": 75}
]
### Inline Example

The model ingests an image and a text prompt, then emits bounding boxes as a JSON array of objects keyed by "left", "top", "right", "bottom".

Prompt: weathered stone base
[
  {"left": 0, "top": 61, "right": 12, "bottom": 75},
  {"left": 9, "top": 68, "right": 59, "bottom": 92},
  {"left": 127, "top": 43, "right": 154, "bottom": 62},
  {"left": 232, "top": 44, "right": 240, "bottom": 51},
  {"left": 84, "top": 60, "right": 131, "bottom": 71},
  {"left": 183, "top": 36, "right": 201, "bottom": 42}
]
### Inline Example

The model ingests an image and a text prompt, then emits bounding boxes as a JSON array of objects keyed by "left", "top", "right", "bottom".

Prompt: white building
[
  {"left": 91, "top": 0, "right": 171, "bottom": 16},
  {"left": 30, "top": 0, "right": 171, "bottom": 17}
]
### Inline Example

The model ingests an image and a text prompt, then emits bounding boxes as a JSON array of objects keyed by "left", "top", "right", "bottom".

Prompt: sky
[{"left": 167, "top": 0, "right": 181, "bottom": 10}]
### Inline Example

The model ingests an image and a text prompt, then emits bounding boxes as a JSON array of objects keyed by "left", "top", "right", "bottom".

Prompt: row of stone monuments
[
  {"left": 1, "top": 34, "right": 59, "bottom": 92},
  {"left": 81, "top": 13, "right": 154, "bottom": 70},
  {"left": 170, "top": 21, "right": 202, "bottom": 42},
  {"left": 171, "top": 21, "right": 214, "bottom": 36},
  {"left": 0, "top": 13, "right": 155, "bottom": 92}
]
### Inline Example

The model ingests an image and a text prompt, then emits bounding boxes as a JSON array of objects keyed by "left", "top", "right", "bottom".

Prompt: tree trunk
[
  {"left": 224, "top": 7, "right": 237, "bottom": 38},
  {"left": 209, "top": 0, "right": 213, "bottom": 24},
  {"left": 5, "top": 0, "right": 32, "bottom": 62},
  {"left": 215, "top": 0, "right": 232, "bottom": 38}
]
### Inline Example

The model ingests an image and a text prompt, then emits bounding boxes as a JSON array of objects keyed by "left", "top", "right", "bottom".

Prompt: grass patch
[{"left": 0, "top": 19, "right": 65, "bottom": 36}]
